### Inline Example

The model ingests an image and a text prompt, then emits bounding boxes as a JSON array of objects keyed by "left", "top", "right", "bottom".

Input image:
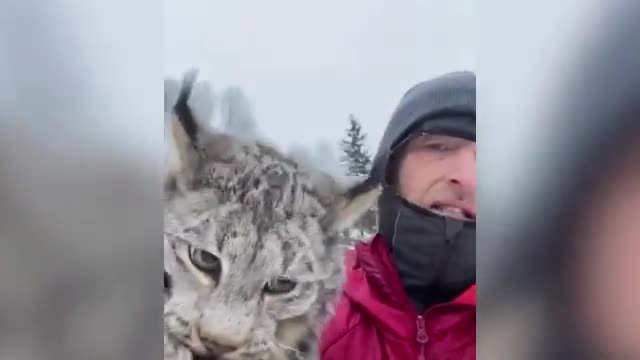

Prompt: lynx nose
[
  {"left": 196, "top": 307, "right": 253, "bottom": 353},
  {"left": 196, "top": 325, "right": 248, "bottom": 356},
  {"left": 188, "top": 322, "right": 245, "bottom": 357}
]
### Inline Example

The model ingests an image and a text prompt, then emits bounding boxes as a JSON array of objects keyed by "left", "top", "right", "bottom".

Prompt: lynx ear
[
  {"left": 165, "top": 69, "right": 244, "bottom": 193},
  {"left": 318, "top": 174, "right": 382, "bottom": 234},
  {"left": 165, "top": 68, "right": 203, "bottom": 192}
]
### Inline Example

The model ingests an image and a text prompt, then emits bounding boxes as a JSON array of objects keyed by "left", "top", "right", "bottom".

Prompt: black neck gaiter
[{"left": 378, "top": 187, "right": 476, "bottom": 313}]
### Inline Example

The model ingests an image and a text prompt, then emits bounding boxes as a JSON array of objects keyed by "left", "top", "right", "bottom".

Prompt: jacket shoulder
[
  {"left": 319, "top": 254, "right": 362, "bottom": 357},
  {"left": 319, "top": 291, "right": 363, "bottom": 358},
  {"left": 320, "top": 241, "right": 378, "bottom": 358}
]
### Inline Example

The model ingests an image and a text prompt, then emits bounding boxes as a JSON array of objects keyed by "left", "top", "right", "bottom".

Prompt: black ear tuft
[
  {"left": 165, "top": 68, "right": 205, "bottom": 191},
  {"left": 173, "top": 68, "right": 200, "bottom": 142}
]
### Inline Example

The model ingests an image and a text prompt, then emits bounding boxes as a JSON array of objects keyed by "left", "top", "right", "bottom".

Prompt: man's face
[{"left": 396, "top": 133, "right": 476, "bottom": 221}]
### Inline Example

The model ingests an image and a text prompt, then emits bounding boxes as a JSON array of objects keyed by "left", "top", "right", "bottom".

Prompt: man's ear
[{"left": 317, "top": 174, "right": 382, "bottom": 235}]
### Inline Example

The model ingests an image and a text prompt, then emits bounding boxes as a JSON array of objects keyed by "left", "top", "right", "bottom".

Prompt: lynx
[{"left": 164, "top": 70, "right": 381, "bottom": 360}]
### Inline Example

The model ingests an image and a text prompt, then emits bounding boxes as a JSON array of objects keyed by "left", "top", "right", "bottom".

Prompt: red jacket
[{"left": 320, "top": 235, "right": 476, "bottom": 360}]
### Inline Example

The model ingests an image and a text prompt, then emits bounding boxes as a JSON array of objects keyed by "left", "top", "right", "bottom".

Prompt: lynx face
[{"left": 164, "top": 70, "right": 381, "bottom": 360}]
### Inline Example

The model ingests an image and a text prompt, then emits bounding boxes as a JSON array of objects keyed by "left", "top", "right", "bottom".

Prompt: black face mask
[{"left": 378, "top": 187, "right": 476, "bottom": 313}]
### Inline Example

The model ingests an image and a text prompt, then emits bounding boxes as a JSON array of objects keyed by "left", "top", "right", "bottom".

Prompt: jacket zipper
[{"left": 416, "top": 315, "right": 429, "bottom": 360}]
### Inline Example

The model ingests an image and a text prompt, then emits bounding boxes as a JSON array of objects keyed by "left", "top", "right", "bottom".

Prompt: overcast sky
[{"left": 164, "top": 0, "right": 474, "bottom": 153}]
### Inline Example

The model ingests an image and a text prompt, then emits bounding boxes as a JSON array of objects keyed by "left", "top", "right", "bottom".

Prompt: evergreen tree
[
  {"left": 339, "top": 114, "right": 377, "bottom": 241},
  {"left": 340, "top": 114, "right": 372, "bottom": 176}
]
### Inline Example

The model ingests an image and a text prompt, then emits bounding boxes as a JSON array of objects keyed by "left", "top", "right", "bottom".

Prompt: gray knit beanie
[{"left": 370, "top": 71, "right": 476, "bottom": 184}]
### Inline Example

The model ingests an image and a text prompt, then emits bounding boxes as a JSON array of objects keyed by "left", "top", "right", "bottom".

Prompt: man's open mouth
[{"left": 429, "top": 203, "right": 475, "bottom": 221}]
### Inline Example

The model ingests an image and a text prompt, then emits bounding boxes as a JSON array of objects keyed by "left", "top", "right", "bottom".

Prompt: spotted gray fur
[{"left": 164, "top": 69, "right": 381, "bottom": 360}]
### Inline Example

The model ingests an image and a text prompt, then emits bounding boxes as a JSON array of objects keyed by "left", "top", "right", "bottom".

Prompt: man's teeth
[
  {"left": 431, "top": 205, "right": 468, "bottom": 218},
  {"left": 441, "top": 207, "right": 464, "bottom": 217}
]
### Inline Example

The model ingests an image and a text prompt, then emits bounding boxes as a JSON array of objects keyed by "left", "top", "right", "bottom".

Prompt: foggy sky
[{"left": 164, "top": 0, "right": 474, "bottom": 155}]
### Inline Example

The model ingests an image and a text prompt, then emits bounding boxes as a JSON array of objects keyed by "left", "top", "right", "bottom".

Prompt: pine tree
[
  {"left": 339, "top": 114, "right": 377, "bottom": 242},
  {"left": 340, "top": 114, "right": 372, "bottom": 176}
]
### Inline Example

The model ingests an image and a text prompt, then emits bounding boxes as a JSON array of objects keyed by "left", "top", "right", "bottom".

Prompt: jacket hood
[{"left": 342, "top": 235, "right": 476, "bottom": 340}]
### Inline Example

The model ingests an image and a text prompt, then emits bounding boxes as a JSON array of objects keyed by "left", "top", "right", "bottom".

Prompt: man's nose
[{"left": 446, "top": 144, "right": 476, "bottom": 192}]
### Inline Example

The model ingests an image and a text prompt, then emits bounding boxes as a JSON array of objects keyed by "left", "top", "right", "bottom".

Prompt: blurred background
[
  {"left": 478, "top": 1, "right": 640, "bottom": 359},
  {"left": 0, "top": 0, "right": 162, "bottom": 359},
  {"left": 1, "top": 0, "right": 638, "bottom": 359}
]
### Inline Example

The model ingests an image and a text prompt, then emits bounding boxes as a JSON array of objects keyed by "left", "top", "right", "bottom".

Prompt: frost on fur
[{"left": 164, "top": 69, "right": 381, "bottom": 359}]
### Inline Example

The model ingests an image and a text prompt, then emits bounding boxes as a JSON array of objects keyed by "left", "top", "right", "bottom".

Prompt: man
[{"left": 320, "top": 71, "right": 476, "bottom": 360}]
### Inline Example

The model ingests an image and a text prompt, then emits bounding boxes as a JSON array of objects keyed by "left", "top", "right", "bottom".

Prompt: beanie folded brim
[{"left": 418, "top": 115, "right": 476, "bottom": 142}]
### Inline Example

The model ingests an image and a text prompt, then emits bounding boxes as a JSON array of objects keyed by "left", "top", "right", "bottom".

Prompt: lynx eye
[
  {"left": 264, "top": 276, "right": 297, "bottom": 295},
  {"left": 188, "top": 245, "right": 221, "bottom": 277}
]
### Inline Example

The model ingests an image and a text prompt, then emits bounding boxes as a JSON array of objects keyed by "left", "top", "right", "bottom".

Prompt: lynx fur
[{"left": 164, "top": 69, "right": 381, "bottom": 360}]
